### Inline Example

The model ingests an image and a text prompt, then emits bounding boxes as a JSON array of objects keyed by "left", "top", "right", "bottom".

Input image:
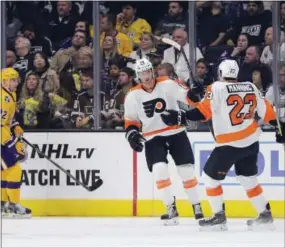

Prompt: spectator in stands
[
  {"left": 59, "top": 20, "right": 91, "bottom": 50},
  {"left": 238, "top": 46, "right": 272, "bottom": 86},
  {"left": 47, "top": 1, "right": 78, "bottom": 50},
  {"left": 6, "top": 50, "right": 16, "bottom": 68},
  {"left": 260, "top": 27, "right": 285, "bottom": 67},
  {"left": 219, "top": 33, "right": 249, "bottom": 66},
  {"left": 237, "top": 45, "right": 261, "bottom": 82},
  {"left": 6, "top": 6, "right": 22, "bottom": 44},
  {"left": 281, "top": 2, "right": 285, "bottom": 32},
  {"left": 72, "top": 46, "right": 93, "bottom": 91},
  {"left": 21, "top": 23, "right": 53, "bottom": 57},
  {"left": 252, "top": 63, "right": 272, "bottom": 95},
  {"left": 50, "top": 30, "right": 87, "bottom": 73},
  {"left": 266, "top": 63, "right": 285, "bottom": 122},
  {"left": 100, "top": 14, "right": 133, "bottom": 57},
  {"left": 72, "top": 70, "right": 95, "bottom": 129},
  {"left": 32, "top": 52, "right": 60, "bottom": 93},
  {"left": 155, "top": 2, "right": 188, "bottom": 38},
  {"left": 102, "top": 67, "right": 135, "bottom": 129},
  {"left": 101, "top": 60, "right": 124, "bottom": 100},
  {"left": 47, "top": 71, "right": 77, "bottom": 129},
  {"left": 197, "top": 1, "right": 228, "bottom": 49},
  {"left": 17, "top": 72, "right": 46, "bottom": 129},
  {"left": 230, "top": 1, "right": 272, "bottom": 46},
  {"left": 127, "top": 32, "right": 158, "bottom": 70},
  {"left": 162, "top": 28, "right": 203, "bottom": 82},
  {"left": 116, "top": 3, "right": 151, "bottom": 47},
  {"left": 101, "top": 35, "right": 125, "bottom": 81},
  {"left": 156, "top": 63, "right": 179, "bottom": 80},
  {"left": 13, "top": 37, "right": 34, "bottom": 92},
  {"left": 190, "top": 58, "right": 214, "bottom": 100}
]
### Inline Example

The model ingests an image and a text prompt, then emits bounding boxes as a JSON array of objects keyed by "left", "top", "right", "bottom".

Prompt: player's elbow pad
[{"left": 186, "top": 108, "right": 207, "bottom": 121}]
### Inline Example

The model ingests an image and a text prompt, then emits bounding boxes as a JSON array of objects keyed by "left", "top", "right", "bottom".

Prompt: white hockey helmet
[
  {"left": 135, "top": 58, "right": 153, "bottom": 73},
  {"left": 135, "top": 58, "right": 154, "bottom": 82},
  {"left": 218, "top": 59, "right": 239, "bottom": 80}
]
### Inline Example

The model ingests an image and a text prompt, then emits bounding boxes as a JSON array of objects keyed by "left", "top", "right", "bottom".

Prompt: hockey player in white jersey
[
  {"left": 161, "top": 59, "right": 285, "bottom": 230},
  {"left": 124, "top": 58, "right": 204, "bottom": 225}
]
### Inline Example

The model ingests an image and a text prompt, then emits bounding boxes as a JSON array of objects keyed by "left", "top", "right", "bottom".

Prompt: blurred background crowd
[{"left": 3, "top": 1, "right": 285, "bottom": 130}]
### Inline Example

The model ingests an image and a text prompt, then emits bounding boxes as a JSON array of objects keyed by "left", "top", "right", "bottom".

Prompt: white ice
[{"left": 2, "top": 217, "right": 285, "bottom": 247}]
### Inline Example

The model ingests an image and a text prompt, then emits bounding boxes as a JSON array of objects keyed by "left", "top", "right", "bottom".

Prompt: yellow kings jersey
[
  {"left": 100, "top": 31, "right": 133, "bottom": 57},
  {"left": 1, "top": 87, "right": 18, "bottom": 145},
  {"left": 116, "top": 18, "right": 152, "bottom": 46},
  {"left": 196, "top": 81, "right": 276, "bottom": 148},
  {"left": 124, "top": 77, "right": 194, "bottom": 141}
]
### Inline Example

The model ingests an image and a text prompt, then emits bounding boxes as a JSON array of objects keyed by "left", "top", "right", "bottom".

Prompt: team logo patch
[
  {"left": 142, "top": 98, "right": 166, "bottom": 118},
  {"left": 4, "top": 96, "right": 10, "bottom": 103}
]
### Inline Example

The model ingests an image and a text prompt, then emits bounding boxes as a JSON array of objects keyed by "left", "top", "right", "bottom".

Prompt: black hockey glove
[
  {"left": 276, "top": 121, "right": 285, "bottom": 144},
  {"left": 161, "top": 110, "right": 186, "bottom": 126},
  {"left": 126, "top": 130, "right": 146, "bottom": 152}
]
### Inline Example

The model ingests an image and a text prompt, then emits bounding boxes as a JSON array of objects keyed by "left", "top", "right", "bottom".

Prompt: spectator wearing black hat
[
  {"left": 21, "top": 23, "right": 53, "bottom": 57},
  {"left": 116, "top": 2, "right": 151, "bottom": 47},
  {"left": 102, "top": 67, "right": 136, "bottom": 129}
]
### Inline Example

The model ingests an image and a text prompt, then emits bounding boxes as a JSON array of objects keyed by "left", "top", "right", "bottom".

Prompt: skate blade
[
  {"left": 164, "top": 217, "right": 179, "bottom": 226},
  {"left": 2, "top": 213, "right": 32, "bottom": 219},
  {"left": 199, "top": 223, "right": 228, "bottom": 232},
  {"left": 247, "top": 222, "right": 275, "bottom": 231}
]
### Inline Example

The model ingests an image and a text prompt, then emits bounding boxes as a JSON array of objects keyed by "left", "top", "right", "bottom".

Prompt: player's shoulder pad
[
  {"left": 156, "top": 76, "right": 170, "bottom": 84},
  {"left": 125, "top": 84, "right": 142, "bottom": 101},
  {"left": 128, "top": 84, "right": 142, "bottom": 93}
]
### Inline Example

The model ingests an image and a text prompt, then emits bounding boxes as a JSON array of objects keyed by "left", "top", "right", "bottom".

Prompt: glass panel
[{"left": 5, "top": 1, "right": 275, "bottom": 133}]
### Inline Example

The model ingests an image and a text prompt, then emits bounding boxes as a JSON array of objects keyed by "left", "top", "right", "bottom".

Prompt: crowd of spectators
[{"left": 4, "top": 1, "right": 285, "bottom": 130}]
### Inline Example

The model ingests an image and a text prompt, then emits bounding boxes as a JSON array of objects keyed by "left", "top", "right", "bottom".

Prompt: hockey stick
[
  {"left": 154, "top": 36, "right": 216, "bottom": 139},
  {"left": 22, "top": 137, "right": 103, "bottom": 192}
]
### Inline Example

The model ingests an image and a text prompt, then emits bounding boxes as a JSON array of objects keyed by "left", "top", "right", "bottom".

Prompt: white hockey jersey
[
  {"left": 196, "top": 81, "right": 276, "bottom": 148},
  {"left": 124, "top": 76, "right": 195, "bottom": 140}
]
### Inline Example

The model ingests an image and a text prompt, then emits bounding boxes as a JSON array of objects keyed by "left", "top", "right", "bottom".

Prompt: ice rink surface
[{"left": 2, "top": 217, "right": 285, "bottom": 247}]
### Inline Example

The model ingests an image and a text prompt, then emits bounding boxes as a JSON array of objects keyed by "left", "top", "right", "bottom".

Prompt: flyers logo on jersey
[{"left": 142, "top": 98, "right": 166, "bottom": 118}]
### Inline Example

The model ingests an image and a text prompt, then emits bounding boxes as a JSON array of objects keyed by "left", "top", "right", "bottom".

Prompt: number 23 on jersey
[{"left": 227, "top": 93, "right": 257, "bottom": 126}]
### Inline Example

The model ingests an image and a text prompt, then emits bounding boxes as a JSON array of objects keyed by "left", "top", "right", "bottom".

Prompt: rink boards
[{"left": 20, "top": 132, "right": 285, "bottom": 217}]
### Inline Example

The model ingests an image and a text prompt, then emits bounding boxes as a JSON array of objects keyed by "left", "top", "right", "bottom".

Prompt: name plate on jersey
[{"left": 227, "top": 84, "right": 254, "bottom": 93}]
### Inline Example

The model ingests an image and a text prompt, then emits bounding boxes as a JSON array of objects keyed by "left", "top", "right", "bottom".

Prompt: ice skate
[
  {"left": 8, "top": 202, "right": 32, "bottom": 218},
  {"left": 161, "top": 197, "right": 179, "bottom": 226},
  {"left": 199, "top": 204, "right": 227, "bottom": 231},
  {"left": 1, "top": 201, "right": 13, "bottom": 218},
  {"left": 247, "top": 203, "right": 274, "bottom": 231},
  {"left": 192, "top": 203, "right": 204, "bottom": 220}
]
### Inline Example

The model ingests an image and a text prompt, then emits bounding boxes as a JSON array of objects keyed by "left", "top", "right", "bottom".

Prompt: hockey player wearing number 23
[
  {"left": 124, "top": 58, "right": 204, "bottom": 225},
  {"left": 1, "top": 68, "right": 32, "bottom": 218},
  {"left": 161, "top": 59, "right": 285, "bottom": 230}
]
